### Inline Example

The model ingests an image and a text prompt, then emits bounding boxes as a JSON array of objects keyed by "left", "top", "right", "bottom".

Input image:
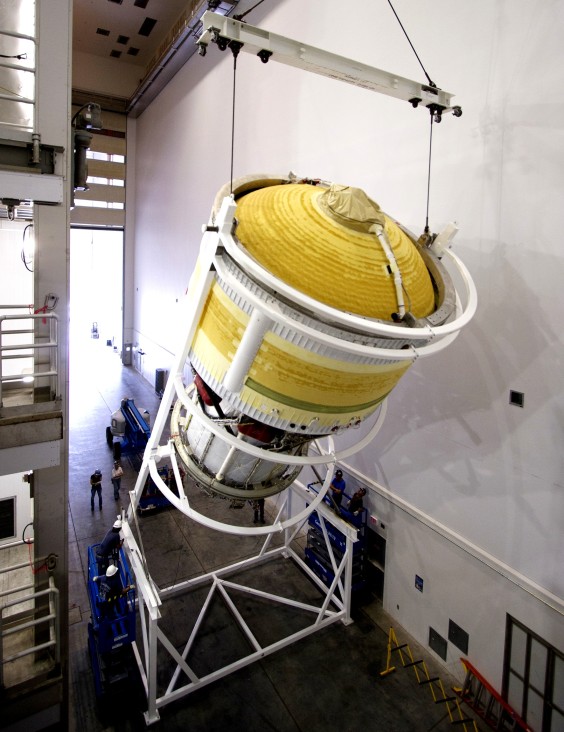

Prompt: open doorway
[{"left": 69, "top": 228, "right": 123, "bottom": 354}]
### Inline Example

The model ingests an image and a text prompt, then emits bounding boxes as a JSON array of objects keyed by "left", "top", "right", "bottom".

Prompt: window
[
  {"left": 0, "top": 497, "right": 16, "bottom": 540},
  {"left": 86, "top": 151, "right": 125, "bottom": 164},
  {"left": 87, "top": 176, "right": 124, "bottom": 187},
  {"left": 74, "top": 200, "right": 124, "bottom": 210},
  {"left": 71, "top": 106, "right": 126, "bottom": 227},
  {"left": 504, "top": 615, "right": 564, "bottom": 731}
]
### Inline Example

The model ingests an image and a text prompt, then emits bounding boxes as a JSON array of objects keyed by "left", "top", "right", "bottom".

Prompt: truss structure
[{"left": 122, "top": 483, "right": 360, "bottom": 725}]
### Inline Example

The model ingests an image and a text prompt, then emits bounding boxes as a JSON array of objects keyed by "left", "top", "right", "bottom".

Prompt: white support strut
[
  {"left": 126, "top": 480, "right": 359, "bottom": 725},
  {"left": 198, "top": 11, "right": 460, "bottom": 114}
]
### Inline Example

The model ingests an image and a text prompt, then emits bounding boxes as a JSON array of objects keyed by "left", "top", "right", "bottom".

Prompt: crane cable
[
  {"left": 230, "top": 48, "right": 238, "bottom": 195},
  {"left": 387, "top": 0, "right": 438, "bottom": 233},
  {"left": 229, "top": 1, "right": 440, "bottom": 229},
  {"left": 386, "top": 0, "right": 436, "bottom": 87},
  {"left": 234, "top": 0, "right": 267, "bottom": 22},
  {"left": 425, "top": 114, "right": 434, "bottom": 234},
  {"left": 229, "top": 0, "right": 269, "bottom": 192}
]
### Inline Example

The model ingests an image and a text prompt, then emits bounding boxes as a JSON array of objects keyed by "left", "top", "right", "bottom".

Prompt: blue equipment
[
  {"left": 106, "top": 397, "right": 151, "bottom": 457},
  {"left": 304, "top": 482, "right": 367, "bottom": 594},
  {"left": 137, "top": 464, "right": 176, "bottom": 514},
  {"left": 87, "top": 544, "right": 137, "bottom": 699}
]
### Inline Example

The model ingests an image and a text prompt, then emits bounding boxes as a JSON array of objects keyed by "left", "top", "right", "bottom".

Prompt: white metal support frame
[
  {"left": 127, "top": 188, "right": 474, "bottom": 528},
  {"left": 123, "top": 190, "right": 474, "bottom": 724},
  {"left": 123, "top": 481, "right": 359, "bottom": 725},
  {"left": 126, "top": 192, "right": 398, "bottom": 535},
  {"left": 120, "top": 13, "right": 475, "bottom": 723}
]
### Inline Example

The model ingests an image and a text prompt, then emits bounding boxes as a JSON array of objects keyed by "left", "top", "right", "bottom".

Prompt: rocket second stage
[{"left": 170, "top": 174, "right": 476, "bottom": 500}]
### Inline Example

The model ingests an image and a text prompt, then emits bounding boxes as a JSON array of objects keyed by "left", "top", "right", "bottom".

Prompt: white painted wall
[
  {"left": 72, "top": 50, "right": 141, "bottom": 99},
  {"left": 128, "top": 0, "right": 564, "bottom": 687},
  {"left": 361, "top": 472, "right": 563, "bottom": 687}
]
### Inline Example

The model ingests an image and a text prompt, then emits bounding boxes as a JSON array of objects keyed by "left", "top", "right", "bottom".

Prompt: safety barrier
[
  {"left": 0, "top": 553, "right": 60, "bottom": 690},
  {"left": 0, "top": 310, "right": 59, "bottom": 407},
  {"left": 380, "top": 626, "right": 479, "bottom": 731}
]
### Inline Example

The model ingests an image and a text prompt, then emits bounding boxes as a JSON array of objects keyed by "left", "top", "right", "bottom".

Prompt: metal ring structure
[{"left": 129, "top": 178, "right": 476, "bottom": 537}]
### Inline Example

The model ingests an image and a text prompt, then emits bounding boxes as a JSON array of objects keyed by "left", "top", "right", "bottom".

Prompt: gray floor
[{"left": 68, "top": 340, "right": 482, "bottom": 732}]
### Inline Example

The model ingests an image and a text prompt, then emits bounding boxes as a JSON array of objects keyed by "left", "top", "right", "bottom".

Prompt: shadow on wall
[{"left": 355, "top": 236, "right": 559, "bottom": 493}]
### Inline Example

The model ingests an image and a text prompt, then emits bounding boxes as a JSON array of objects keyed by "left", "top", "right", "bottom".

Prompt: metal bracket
[{"left": 0, "top": 137, "right": 62, "bottom": 175}]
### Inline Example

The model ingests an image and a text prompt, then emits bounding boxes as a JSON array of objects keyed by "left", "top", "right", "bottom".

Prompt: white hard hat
[
  {"left": 106, "top": 564, "right": 118, "bottom": 577},
  {"left": 113, "top": 519, "right": 122, "bottom": 529}
]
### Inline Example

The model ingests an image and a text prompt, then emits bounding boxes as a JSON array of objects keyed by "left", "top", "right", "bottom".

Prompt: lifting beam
[{"left": 197, "top": 11, "right": 461, "bottom": 118}]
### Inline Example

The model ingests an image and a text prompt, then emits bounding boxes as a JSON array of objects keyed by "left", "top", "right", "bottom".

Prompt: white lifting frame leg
[{"left": 121, "top": 198, "right": 394, "bottom": 724}]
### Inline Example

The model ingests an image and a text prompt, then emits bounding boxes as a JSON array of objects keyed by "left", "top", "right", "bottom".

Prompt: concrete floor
[{"left": 68, "top": 340, "right": 483, "bottom": 732}]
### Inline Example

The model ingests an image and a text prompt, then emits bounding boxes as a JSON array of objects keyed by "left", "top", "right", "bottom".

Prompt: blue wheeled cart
[
  {"left": 136, "top": 463, "right": 183, "bottom": 514},
  {"left": 87, "top": 544, "right": 138, "bottom": 700}
]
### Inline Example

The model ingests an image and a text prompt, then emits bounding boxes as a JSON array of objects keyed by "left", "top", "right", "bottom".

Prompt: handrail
[
  {"left": 0, "top": 575, "right": 60, "bottom": 688},
  {"left": 0, "top": 24, "right": 37, "bottom": 133},
  {"left": 0, "top": 305, "right": 35, "bottom": 310},
  {"left": 0, "top": 312, "right": 59, "bottom": 406}
]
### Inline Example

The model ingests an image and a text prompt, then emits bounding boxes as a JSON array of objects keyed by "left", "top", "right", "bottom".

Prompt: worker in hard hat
[
  {"left": 90, "top": 469, "right": 103, "bottom": 511},
  {"left": 92, "top": 564, "right": 133, "bottom": 619},
  {"left": 96, "top": 517, "right": 123, "bottom": 573}
]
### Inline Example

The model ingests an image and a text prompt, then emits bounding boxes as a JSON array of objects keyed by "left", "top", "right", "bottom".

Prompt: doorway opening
[
  {"left": 503, "top": 615, "right": 564, "bottom": 731},
  {"left": 69, "top": 228, "right": 123, "bottom": 356}
]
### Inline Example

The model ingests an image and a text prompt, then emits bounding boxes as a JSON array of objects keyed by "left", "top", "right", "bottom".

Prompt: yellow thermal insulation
[
  {"left": 247, "top": 332, "right": 411, "bottom": 411},
  {"left": 191, "top": 284, "right": 412, "bottom": 423},
  {"left": 235, "top": 184, "right": 436, "bottom": 320}
]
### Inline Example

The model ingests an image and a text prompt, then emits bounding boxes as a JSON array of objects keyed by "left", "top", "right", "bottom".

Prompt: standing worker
[
  {"left": 96, "top": 517, "right": 123, "bottom": 573},
  {"left": 329, "top": 469, "right": 346, "bottom": 511},
  {"left": 111, "top": 460, "right": 124, "bottom": 501},
  {"left": 252, "top": 498, "right": 265, "bottom": 524},
  {"left": 90, "top": 469, "right": 103, "bottom": 512},
  {"left": 348, "top": 487, "right": 366, "bottom": 514}
]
